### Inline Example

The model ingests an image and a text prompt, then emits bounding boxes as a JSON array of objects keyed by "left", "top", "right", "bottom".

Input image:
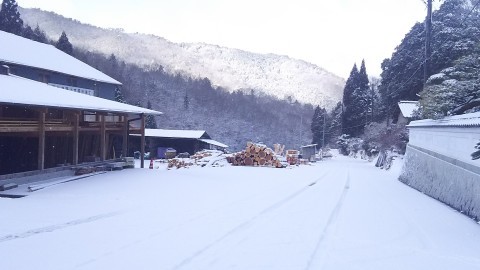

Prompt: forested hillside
[
  {"left": 19, "top": 7, "right": 345, "bottom": 110},
  {"left": 76, "top": 51, "right": 315, "bottom": 151}
]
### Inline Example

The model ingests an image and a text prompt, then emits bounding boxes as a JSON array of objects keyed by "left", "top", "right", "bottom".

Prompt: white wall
[{"left": 408, "top": 127, "right": 480, "bottom": 166}]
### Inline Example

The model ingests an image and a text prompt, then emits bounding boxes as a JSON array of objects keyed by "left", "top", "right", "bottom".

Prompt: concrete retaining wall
[{"left": 400, "top": 142, "right": 480, "bottom": 220}]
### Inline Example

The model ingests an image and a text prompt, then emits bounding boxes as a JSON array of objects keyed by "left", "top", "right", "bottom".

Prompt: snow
[
  {"left": 0, "top": 30, "right": 121, "bottom": 85},
  {"left": 409, "top": 111, "right": 480, "bottom": 127},
  {"left": 1, "top": 156, "right": 480, "bottom": 270},
  {"left": 0, "top": 75, "right": 161, "bottom": 115},
  {"left": 398, "top": 101, "right": 419, "bottom": 118},
  {"left": 19, "top": 9, "right": 345, "bottom": 109},
  {"left": 144, "top": 129, "right": 208, "bottom": 139},
  {"left": 199, "top": 139, "right": 228, "bottom": 149}
]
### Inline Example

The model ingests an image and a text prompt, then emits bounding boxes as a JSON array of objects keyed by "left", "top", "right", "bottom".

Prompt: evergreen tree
[
  {"left": 0, "top": 0, "right": 23, "bottom": 35},
  {"left": 114, "top": 87, "right": 125, "bottom": 103},
  {"left": 184, "top": 91, "right": 190, "bottom": 110},
  {"left": 419, "top": 47, "right": 480, "bottom": 118},
  {"left": 55, "top": 31, "right": 73, "bottom": 55},
  {"left": 311, "top": 106, "right": 328, "bottom": 147},
  {"left": 328, "top": 102, "right": 342, "bottom": 144},
  {"left": 145, "top": 101, "right": 157, "bottom": 129},
  {"left": 379, "top": 0, "right": 480, "bottom": 122},
  {"left": 32, "top": 24, "right": 48, "bottom": 43},
  {"left": 350, "top": 60, "right": 370, "bottom": 134},
  {"left": 342, "top": 64, "right": 359, "bottom": 136}
]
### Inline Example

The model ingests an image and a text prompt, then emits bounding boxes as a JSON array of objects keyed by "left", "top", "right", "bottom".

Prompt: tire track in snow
[
  {"left": 304, "top": 172, "right": 350, "bottom": 270},
  {"left": 75, "top": 174, "right": 328, "bottom": 269},
  {"left": 0, "top": 212, "right": 121, "bottom": 243},
  {"left": 171, "top": 171, "right": 331, "bottom": 270}
]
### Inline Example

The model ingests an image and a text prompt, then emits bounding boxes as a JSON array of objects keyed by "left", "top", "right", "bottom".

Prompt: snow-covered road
[{"left": 1, "top": 156, "right": 480, "bottom": 270}]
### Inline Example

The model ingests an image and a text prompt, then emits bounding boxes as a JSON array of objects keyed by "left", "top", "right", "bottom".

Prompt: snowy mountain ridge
[{"left": 19, "top": 7, "right": 345, "bottom": 109}]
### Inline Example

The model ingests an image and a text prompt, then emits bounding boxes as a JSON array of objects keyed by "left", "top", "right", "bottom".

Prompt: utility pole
[
  {"left": 424, "top": 0, "right": 433, "bottom": 83},
  {"left": 322, "top": 112, "right": 326, "bottom": 149}
]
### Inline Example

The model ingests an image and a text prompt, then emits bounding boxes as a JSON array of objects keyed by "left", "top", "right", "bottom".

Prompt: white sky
[{"left": 18, "top": 0, "right": 439, "bottom": 78}]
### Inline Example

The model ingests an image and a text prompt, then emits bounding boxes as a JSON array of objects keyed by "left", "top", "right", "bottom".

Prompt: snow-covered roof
[
  {"left": 398, "top": 101, "right": 419, "bottom": 118},
  {"left": 144, "top": 129, "right": 210, "bottom": 139},
  {"left": 0, "top": 75, "right": 161, "bottom": 115},
  {"left": 301, "top": 144, "right": 318, "bottom": 148},
  {"left": 200, "top": 139, "right": 228, "bottom": 148},
  {"left": 408, "top": 111, "right": 480, "bottom": 128},
  {"left": 0, "top": 30, "right": 121, "bottom": 85}
]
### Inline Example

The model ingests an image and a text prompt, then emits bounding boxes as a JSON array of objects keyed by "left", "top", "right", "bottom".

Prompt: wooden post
[
  {"left": 38, "top": 109, "right": 46, "bottom": 170},
  {"left": 100, "top": 114, "right": 106, "bottom": 161},
  {"left": 73, "top": 112, "right": 80, "bottom": 165},
  {"left": 140, "top": 114, "right": 145, "bottom": 168},
  {"left": 424, "top": 0, "right": 433, "bottom": 83},
  {"left": 122, "top": 114, "right": 128, "bottom": 158}
]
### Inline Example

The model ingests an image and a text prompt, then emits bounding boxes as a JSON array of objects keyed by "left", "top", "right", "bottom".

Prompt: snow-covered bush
[
  {"left": 419, "top": 50, "right": 480, "bottom": 119},
  {"left": 363, "top": 121, "right": 408, "bottom": 155}
]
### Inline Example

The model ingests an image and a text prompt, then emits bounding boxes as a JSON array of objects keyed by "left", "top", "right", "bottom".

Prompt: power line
[{"left": 384, "top": 0, "right": 480, "bottom": 101}]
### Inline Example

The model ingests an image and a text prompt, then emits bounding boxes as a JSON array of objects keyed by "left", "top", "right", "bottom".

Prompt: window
[
  {"left": 38, "top": 73, "right": 50, "bottom": 83},
  {"left": 67, "top": 76, "right": 78, "bottom": 87}
]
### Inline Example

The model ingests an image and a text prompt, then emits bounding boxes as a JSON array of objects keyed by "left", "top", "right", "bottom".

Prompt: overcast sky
[{"left": 18, "top": 0, "right": 440, "bottom": 79}]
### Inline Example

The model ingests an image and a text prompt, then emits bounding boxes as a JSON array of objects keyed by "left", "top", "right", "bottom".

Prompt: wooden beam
[
  {"left": 140, "top": 114, "right": 145, "bottom": 168},
  {"left": 38, "top": 109, "right": 46, "bottom": 170},
  {"left": 100, "top": 114, "right": 106, "bottom": 161},
  {"left": 73, "top": 112, "right": 79, "bottom": 165},
  {"left": 122, "top": 115, "right": 128, "bottom": 158}
]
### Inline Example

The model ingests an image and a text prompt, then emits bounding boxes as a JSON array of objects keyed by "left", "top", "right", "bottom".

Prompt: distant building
[
  {"left": 131, "top": 129, "right": 228, "bottom": 158},
  {"left": 397, "top": 101, "right": 419, "bottom": 124},
  {"left": 0, "top": 30, "right": 121, "bottom": 100}
]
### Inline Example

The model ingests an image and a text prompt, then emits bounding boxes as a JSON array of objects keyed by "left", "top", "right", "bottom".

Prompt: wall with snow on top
[{"left": 400, "top": 113, "right": 480, "bottom": 220}]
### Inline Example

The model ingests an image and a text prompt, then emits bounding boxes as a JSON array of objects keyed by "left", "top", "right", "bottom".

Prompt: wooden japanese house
[{"left": 0, "top": 74, "right": 161, "bottom": 175}]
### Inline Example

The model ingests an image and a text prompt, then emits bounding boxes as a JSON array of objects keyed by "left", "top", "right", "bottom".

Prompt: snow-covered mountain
[{"left": 19, "top": 7, "right": 345, "bottom": 109}]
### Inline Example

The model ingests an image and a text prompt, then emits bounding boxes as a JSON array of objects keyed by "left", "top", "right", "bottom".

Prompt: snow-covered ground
[{"left": 1, "top": 155, "right": 480, "bottom": 270}]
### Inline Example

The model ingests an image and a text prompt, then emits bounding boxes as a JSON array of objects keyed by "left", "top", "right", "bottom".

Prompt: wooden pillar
[
  {"left": 38, "top": 109, "right": 46, "bottom": 170},
  {"left": 73, "top": 112, "right": 80, "bottom": 165},
  {"left": 100, "top": 114, "right": 106, "bottom": 161},
  {"left": 122, "top": 115, "right": 128, "bottom": 158},
  {"left": 140, "top": 114, "right": 145, "bottom": 168}
]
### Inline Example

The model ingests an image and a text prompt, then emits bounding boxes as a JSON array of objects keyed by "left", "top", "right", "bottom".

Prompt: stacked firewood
[
  {"left": 191, "top": 151, "right": 213, "bottom": 160},
  {"left": 227, "top": 142, "right": 284, "bottom": 168}
]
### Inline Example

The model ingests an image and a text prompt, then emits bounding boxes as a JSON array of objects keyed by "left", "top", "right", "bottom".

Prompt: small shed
[
  {"left": 131, "top": 129, "right": 228, "bottom": 158},
  {"left": 301, "top": 144, "right": 318, "bottom": 161},
  {"left": 398, "top": 101, "right": 419, "bottom": 125}
]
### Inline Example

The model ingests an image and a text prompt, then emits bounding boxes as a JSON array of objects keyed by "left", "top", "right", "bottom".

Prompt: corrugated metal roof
[
  {"left": 144, "top": 129, "right": 209, "bottom": 139},
  {"left": 0, "top": 75, "right": 161, "bottom": 115},
  {"left": 200, "top": 139, "right": 228, "bottom": 148},
  {"left": 0, "top": 30, "right": 121, "bottom": 85},
  {"left": 408, "top": 111, "right": 480, "bottom": 128},
  {"left": 398, "top": 101, "right": 419, "bottom": 118}
]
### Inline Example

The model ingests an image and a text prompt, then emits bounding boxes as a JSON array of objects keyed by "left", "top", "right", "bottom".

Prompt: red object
[{"left": 149, "top": 159, "right": 154, "bottom": 169}]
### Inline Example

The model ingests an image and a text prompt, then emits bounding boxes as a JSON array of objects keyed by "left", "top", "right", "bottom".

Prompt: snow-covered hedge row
[{"left": 399, "top": 146, "right": 480, "bottom": 220}]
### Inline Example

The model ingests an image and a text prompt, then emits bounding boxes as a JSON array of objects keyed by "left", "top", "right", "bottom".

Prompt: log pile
[
  {"left": 168, "top": 159, "right": 194, "bottom": 169},
  {"left": 227, "top": 142, "right": 284, "bottom": 168}
]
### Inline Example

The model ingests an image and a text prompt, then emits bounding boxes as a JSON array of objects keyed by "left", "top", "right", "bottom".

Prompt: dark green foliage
[
  {"left": 419, "top": 47, "right": 480, "bottom": 118},
  {"left": 379, "top": 0, "right": 480, "bottom": 121},
  {"left": 32, "top": 25, "right": 49, "bottom": 43},
  {"left": 0, "top": 0, "right": 23, "bottom": 35},
  {"left": 55, "top": 31, "right": 73, "bottom": 55},
  {"left": 311, "top": 106, "right": 327, "bottom": 147},
  {"left": 342, "top": 64, "right": 359, "bottom": 135},
  {"left": 145, "top": 101, "right": 157, "bottom": 129},
  {"left": 342, "top": 61, "right": 370, "bottom": 137},
  {"left": 114, "top": 87, "right": 126, "bottom": 103}
]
